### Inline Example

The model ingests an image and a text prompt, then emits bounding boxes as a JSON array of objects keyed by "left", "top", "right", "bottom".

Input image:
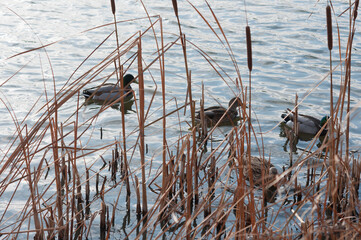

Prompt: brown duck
[{"left": 196, "top": 97, "right": 243, "bottom": 125}]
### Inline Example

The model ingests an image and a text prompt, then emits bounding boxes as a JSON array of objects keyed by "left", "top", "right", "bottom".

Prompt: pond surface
[{"left": 1, "top": 0, "right": 360, "bottom": 238}]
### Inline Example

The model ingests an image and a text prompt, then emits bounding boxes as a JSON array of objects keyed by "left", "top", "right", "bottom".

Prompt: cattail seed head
[
  {"left": 110, "top": 0, "right": 116, "bottom": 15},
  {"left": 246, "top": 26, "right": 252, "bottom": 72},
  {"left": 326, "top": 5, "right": 333, "bottom": 51},
  {"left": 172, "top": 0, "right": 179, "bottom": 19},
  {"left": 354, "top": 0, "right": 359, "bottom": 20}
]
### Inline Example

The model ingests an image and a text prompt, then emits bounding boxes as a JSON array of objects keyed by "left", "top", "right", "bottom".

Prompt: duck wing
[
  {"left": 83, "top": 84, "right": 119, "bottom": 98},
  {"left": 282, "top": 111, "right": 320, "bottom": 127},
  {"left": 83, "top": 84, "right": 133, "bottom": 102},
  {"left": 297, "top": 114, "right": 321, "bottom": 128},
  {"left": 196, "top": 106, "right": 225, "bottom": 119}
]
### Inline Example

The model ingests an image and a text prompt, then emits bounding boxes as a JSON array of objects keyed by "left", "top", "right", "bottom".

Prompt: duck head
[
  {"left": 123, "top": 74, "right": 135, "bottom": 87},
  {"left": 228, "top": 97, "right": 243, "bottom": 111},
  {"left": 320, "top": 115, "right": 329, "bottom": 126}
]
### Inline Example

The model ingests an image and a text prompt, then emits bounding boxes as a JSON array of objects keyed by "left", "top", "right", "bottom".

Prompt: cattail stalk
[
  {"left": 326, "top": 4, "right": 337, "bottom": 222},
  {"left": 159, "top": 16, "right": 169, "bottom": 222},
  {"left": 186, "top": 137, "right": 193, "bottom": 239},
  {"left": 245, "top": 25, "right": 256, "bottom": 231},
  {"left": 85, "top": 169, "right": 90, "bottom": 216},
  {"left": 135, "top": 175, "right": 142, "bottom": 215},
  {"left": 138, "top": 37, "right": 148, "bottom": 215}
]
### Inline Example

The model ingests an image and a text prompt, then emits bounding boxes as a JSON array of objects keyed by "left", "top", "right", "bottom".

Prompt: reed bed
[{"left": 0, "top": 0, "right": 360, "bottom": 239}]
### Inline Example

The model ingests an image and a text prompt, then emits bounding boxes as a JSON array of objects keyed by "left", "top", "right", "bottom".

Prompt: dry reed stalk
[
  {"left": 85, "top": 169, "right": 90, "bottom": 216},
  {"left": 199, "top": 83, "right": 208, "bottom": 144},
  {"left": 179, "top": 154, "right": 186, "bottom": 209},
  {"left": 19, "top": 130, "right": 43, "bottom": 239},
  {"left": 233, "top": 127, "right": 247, "bottom": 239},
  {"left": 49, "top": 119, "right": 64, "bottom": 239},
  {"left": 75, "top": 173, "right": 84, "bottom": 239},
  {"left": 137, "top": 37, "right": 148, "bottom": 216},
  {"left": 70, "top": 109, "right": 82, "bottom": 239},
  {"left": 135, "top": 175, "right": 142, "bottom": 215},
  {"left": 46, "top": 208, "right": 55, "bottom": 240},
  {"left": 188, "top": 1, "right": 244, "bottom": 92},
  {"left": 100, "top": 201, "right": 106, "bottom": 240},
  {"left": 192, "top": 128, "right": 199, "bottom": 205},
  {"left": 158, "top": 15, "right": 169, "bottom": 226},
  {"left": 344, "top": 0, "right": 359, "bottom": 185},
  {"left": 171, "top": 1, "right": 192, "bottom": 118},
  {"left": 186, "top": 137, "right": 193, "bottom": 239},
  {"left": 118, "top": 65, "right": 131, "bottom": 209}
]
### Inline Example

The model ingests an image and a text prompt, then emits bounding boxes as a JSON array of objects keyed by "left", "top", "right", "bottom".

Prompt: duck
[
  {"left": 83, "top": 74, "right": 135, "bottom": 102},
  {"left": 232, "top": 155, "right": 279, "bottom": 202},
  {"left": 241, "top": 155, "right": 278, "bottom": 187},
  {"left": 196, "top": 97, "right": 243, "bottom": 125},
  {"left": 281, "top": 109, "right": 328, "bottom": 136}
]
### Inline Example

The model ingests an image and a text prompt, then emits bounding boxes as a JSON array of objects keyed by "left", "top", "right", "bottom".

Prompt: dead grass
[{"left": 0, "top": 0, "right": 360, "bottom": 239}]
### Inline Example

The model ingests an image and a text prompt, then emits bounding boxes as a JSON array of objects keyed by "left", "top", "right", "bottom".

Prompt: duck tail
[
  {"left": 83, "top": 89, "right": 92, "bottom": 99},
  {"left": 281, "top": 113, "right": 290, "bottom": 122}
]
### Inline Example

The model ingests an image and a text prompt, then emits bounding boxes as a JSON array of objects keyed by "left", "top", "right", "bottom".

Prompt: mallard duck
[
  {"left": 281, "top": 110, "right": 328, "bottom": 136},
  {"left": 196, "top": 97, "right": 243, "bottom": 125},
  {"left": 232, "top": 155, "right": 279, "bottom": 202},
  {"left": 242, "top": 155, "right": 278, "bottom": 186},
  {"left": 83, "top": 74, "right": 135, "bottom": 102}
]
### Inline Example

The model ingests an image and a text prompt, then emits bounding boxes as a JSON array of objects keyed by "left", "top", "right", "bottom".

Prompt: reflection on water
[{"left": 84, "top": 96, "right": 135, "bottom": 114}]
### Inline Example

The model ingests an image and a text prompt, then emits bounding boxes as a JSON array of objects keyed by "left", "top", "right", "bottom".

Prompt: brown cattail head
[
  {"left": 172, "top": 0, "right": 179, "bottom": 19},
  {"left": 246, "top": 26, "right": 252, "bottom": 72},
  {"left": 110, "top": 0, "right": 116, "bottom": 15},
  {"left": 326, "top": 5, "right": 333, "bottom": 50},
  {"left": 354, "top": 0, "right": 359, "bottom": 20}
]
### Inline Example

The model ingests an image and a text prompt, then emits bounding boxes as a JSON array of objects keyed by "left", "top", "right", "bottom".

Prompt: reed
[{"left": 1, "top": 0, "right": 361, "bottom": 239}]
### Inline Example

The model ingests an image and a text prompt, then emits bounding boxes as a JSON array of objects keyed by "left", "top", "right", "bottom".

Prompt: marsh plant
[{"left": 0, "top": 0, "right": 360, "bottom": 239}]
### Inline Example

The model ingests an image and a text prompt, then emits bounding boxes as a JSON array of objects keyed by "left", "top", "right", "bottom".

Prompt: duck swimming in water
[
  {"left": 281, "top": 109, "right": 328, "bottom": 136},
  {"left": 232, "top": 155, "right": 279, "bottom": 202},
  {"left": 241, "top": 155, "right": 278, "bottom": 186},
  {"left": 196, "top": 97, "right": 243, "bottom": 125},
  {"left": 83, "top": 74, "right": 135, "bottom": 102}
]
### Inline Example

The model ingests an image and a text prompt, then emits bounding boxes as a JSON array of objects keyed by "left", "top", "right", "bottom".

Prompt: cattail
[
  {"left": 110, "top": 0, "right": 116, "bottom": 15},
  {"left": 135, "top": 175, "right": 141, "bottom": 215},
  {"left": 85, "top": 169, "right": 90, "bottom": 215},
  {"left": 172, "top": 0, "right": 179, "bottom": 19},
  {"left": 326, "top": 5, "right": 333, "bottom": 51},
  {"left": 354, "top": 0, "right": 359, "bottom": 20},
  {"left": 246, "top": 26, "right": 253, "bottom": 72},
  {"left": 96, "top": 173, "right": 99, "bottom": 195},
  {"left": 100, "top": 201, "right": 106, "bottom": 240}
]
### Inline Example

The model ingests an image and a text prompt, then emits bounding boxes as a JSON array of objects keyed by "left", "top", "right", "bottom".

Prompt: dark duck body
[
  {"left": 83, "top": 74, "right": 135, "bottom": 102},
  {"left": 196, "top": 97, "right": 243, "bottom": 125},
  {"left": 242, "top": 155, "right": 278, "bottom": 186},
  {"left": 281, "top": 109, "right": 328, "bottom": 136}
]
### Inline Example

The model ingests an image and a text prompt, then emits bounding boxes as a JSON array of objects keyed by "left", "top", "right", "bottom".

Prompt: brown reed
[
  {"left": 2, "top": 0, "right": 361, "bottom": 239},
  {"left": 137, "top": 37, "right": 148, "bottom": 216}
]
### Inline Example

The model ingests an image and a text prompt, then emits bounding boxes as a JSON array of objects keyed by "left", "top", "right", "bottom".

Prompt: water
[{"left": 1, "top": 0, "right": 361, "bottom": 238}]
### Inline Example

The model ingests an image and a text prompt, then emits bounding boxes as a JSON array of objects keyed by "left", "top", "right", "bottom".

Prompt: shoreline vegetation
[{"left": 1, "top": 0, "right": 360, "bottom": 239}]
